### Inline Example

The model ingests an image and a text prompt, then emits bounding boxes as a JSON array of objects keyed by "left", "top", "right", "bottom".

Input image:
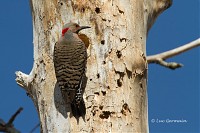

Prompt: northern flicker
[{"left": 53, "top": 22, "right": 90, "bottom": 118}]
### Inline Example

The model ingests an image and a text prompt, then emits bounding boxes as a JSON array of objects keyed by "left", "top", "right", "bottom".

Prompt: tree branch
[
  {"left": 15, "top": 71, "right": 29, "bottom": 89},
  {"left": 0, "top": 107, "right": 23, "bottom": 133},
  {"left": 147, "top": 38, "right": 200, "bottom": 69},
  {"left": 7, "top": 108, "right": 23, "bottom": 126},
  {"left": 147, "top": 0, "right": 172, "bottom": 32},
  {"left": 15, "top": 69, "right": 34, "bottom": 93},
  {"left": 29, "top": 123, "right": 40, "bottom": 133}
]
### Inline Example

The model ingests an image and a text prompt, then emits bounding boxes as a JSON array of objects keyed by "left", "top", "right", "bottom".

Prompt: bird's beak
[{"left": 76, "top": 26, "right": 91, "bottom": 33}]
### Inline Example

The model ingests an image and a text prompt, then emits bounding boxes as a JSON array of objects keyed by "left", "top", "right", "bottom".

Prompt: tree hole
[
  {"left": 99, "top": 111, "right": 111, "bottom": 119},
  {"left": 99, "top": 105, "right": 103, "bottom": 110},
  {"left": 81, "top": 7, "right": 85, "bottom": 13},
  {"left": 116, "top": 50, "right": 122, "bottom": 58},
  {"left": 97, "top": 73, "right": 100, "bottom": 78},
  {"left": 101, "top": 40, "right": 105, "bottom": 45},
  {"left": 121, "top": 103, "right": 131, "bottom": 116},
  {"left": 126, "top": 68, "right": 132, "bottom": 79},
  {"left": 117, "top": 79, "right": 122, "bottom": 87},
  {"left": 95, "top": 7, "right": 101, "bottom": 13},
  {"left": 101, "top": 91, "right": 106, "bottom": 96},
  {"left": 94, "top": 92, "right": 100, "bottom": 95}
]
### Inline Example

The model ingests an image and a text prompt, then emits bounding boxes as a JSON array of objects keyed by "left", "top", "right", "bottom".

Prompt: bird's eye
[{"left": 75, "top": 24, "right": 79, "bottom": 27}]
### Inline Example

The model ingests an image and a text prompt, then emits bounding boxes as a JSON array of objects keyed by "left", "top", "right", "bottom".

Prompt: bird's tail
[{"left": 71, "top": 98, "right": 86, "bottom": 118}]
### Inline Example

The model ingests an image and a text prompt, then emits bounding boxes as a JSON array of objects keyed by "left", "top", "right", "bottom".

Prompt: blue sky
[{"left": 0, "top": 1, "right": 199, "bottom": 133}]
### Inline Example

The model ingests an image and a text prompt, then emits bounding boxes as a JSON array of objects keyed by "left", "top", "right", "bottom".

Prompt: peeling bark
[{"left": 16, "top": 0, "right": 172, "bottom": 132}]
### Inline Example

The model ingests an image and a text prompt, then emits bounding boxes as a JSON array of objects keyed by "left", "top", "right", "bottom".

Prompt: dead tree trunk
[{"left": 16, "top": 0, "right": 172, "bottom": 132}]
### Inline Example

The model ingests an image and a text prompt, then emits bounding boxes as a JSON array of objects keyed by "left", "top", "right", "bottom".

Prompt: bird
[{"left": 53, "top": 22, "right": 90, "bottom": 118}]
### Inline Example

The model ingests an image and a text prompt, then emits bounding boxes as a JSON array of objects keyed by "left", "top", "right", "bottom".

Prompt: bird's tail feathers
[{"left": 71, "top": 98, "right": 86, "bottom": 118}]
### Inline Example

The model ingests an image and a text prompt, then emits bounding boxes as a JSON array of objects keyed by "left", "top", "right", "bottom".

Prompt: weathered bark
[{"left": 16, "top": 0, "right": 172, "bottom": 132}]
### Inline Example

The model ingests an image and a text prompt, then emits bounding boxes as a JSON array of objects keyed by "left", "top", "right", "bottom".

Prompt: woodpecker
[{"left": 53, "top": 22, "right": 90, "bottom": 118}]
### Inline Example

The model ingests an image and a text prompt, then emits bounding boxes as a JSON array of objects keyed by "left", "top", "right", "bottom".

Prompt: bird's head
[{"left": 62, "top": 22, "right": 90, "bottom": 36}]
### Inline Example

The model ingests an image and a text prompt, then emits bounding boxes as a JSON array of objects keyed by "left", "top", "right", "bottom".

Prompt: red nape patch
[{"left": 62, "top": 28, "right": 69, "bottom": 36}]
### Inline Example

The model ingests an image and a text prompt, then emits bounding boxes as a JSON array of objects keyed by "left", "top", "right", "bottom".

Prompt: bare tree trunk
[{"left": 16, "top": 0, "right": 171, "bottom": 132}]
